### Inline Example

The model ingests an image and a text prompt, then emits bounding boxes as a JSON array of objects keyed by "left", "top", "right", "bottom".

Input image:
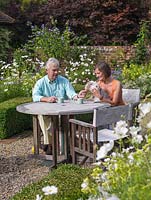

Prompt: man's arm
[
  {"left": 32, "top": 81, "right": 44, "bottom": 102},
  {"left": 65, "top": 79, "right": 77, "bottom": 99}
]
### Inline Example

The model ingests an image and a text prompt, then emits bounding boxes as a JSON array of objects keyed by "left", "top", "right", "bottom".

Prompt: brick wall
[{"left": 94, "top": 46, "right": 135, "bottom": 65}]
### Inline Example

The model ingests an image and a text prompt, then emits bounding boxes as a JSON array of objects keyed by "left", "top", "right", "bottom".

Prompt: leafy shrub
[
  {"left": 64, "top": 47, "right": 97, "bottom": 86},
  {"left": 0, "top": 21, "right": 98, "bottom": 99},
  {"left": 120, "top": 21, "right": 151, "bottom": 98},
  {"left": 0, "top": 97, "right": 32, "bottom": 139},
  {"left": 132, "top": 21, "right": 151, "bottom": 65},
  {"left": 80, "top": 102, "right": 151, "bottom": 200},
  {"left": 0, "top": 28, "right": 12, "bottom": 61},
  {"left": 122, "top": 62, "right": 151, "bottom": 98}
]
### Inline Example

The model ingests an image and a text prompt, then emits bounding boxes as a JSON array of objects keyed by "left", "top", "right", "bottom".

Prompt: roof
[{"left": 0, "top": 11, "right": 15, "bottom": 24}]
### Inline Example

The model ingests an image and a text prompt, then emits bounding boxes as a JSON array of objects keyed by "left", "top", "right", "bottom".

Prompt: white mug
[
  {"left": 77, "top": 98, "right": 84, "bottom": 104},
  {"left": 57, "top": 97, "right": 64, "bottom": 103}
]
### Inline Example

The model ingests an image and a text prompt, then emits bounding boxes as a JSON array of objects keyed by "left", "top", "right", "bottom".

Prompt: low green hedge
[
  {"left": 11, "top": 164, "right": 91, "bottom": 200},
  {"left": 0, "top": 97, "right": 32, "bottom": 139}
]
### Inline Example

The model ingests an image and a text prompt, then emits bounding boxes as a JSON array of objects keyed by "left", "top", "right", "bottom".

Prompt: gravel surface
[{"left": 0, "top": 131, "right": 51, "bottom": 200}]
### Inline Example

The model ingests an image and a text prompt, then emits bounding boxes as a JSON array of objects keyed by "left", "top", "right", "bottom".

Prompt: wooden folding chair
[
  {"left": 69, "top": 104, "right": 132, "bottom": 165},
  {"left": 122, "top": 88, "right": 140, "bottom": 124}
]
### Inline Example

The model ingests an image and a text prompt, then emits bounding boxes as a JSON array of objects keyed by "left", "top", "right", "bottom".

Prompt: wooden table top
[{"left": 16, "top": 100, "right": 110, "bottom": 115}]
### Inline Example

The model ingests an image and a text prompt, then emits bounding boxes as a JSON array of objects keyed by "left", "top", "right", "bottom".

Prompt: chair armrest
[
  {"left": 131, "top": 102, "right": 140, "bottom": 108},
  {"left": 69, "top": 119, "right": 94, "bottom": 128},
  {"left": 129, "top": 102, "right": 140, "bottom": 109}
]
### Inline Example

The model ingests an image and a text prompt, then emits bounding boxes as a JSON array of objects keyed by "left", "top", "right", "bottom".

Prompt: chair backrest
[
  {"left": 93, "top": 104, "right": 131, "bottom": 127},
  {"left": 122, "top": 88, "right": 140, "bottom": 104}
]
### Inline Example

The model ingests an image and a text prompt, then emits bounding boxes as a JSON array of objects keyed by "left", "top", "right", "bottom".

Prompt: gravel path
[{"left": 0, "top": 131, "right": 51, "bottom": 200}]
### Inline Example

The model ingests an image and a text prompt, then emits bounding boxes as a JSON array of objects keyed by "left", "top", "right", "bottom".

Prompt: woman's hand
[
  {"left": 78, "top": 90, "right": 87, "bottom": 98},
  {"left": 92, "top": 89, "right": 103, "bottom": 100}
]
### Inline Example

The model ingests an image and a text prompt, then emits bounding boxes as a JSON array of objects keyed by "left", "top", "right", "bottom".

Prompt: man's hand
[
  {"left": 47, "top": 96, "right": 58, "bottom": 103},
  {"left": 41, "top": 96, "right": 57, "bottom": 103}
]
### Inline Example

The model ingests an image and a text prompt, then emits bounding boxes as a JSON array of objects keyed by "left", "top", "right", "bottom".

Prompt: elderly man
[{"left": 32, "top": 58, "right": 82, "bottom": 155}]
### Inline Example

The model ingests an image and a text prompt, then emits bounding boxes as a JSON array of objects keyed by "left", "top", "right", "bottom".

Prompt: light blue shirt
[{"left": 32, "top": 75, "right": 77, "bottom": 102}]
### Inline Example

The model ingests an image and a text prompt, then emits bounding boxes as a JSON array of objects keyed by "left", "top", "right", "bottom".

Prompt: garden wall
[{"left": 91, "top": 45, "right": 136, "bottom": 66}]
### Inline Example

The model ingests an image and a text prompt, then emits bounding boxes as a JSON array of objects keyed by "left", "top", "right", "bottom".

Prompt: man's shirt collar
[{"left": 46, "top": 75, "right": 57, "bottom": 84}]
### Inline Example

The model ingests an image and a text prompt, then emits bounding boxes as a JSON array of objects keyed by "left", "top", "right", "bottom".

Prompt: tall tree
[{"left": 2, "top": 0, "right": 150, "bottom": 46}]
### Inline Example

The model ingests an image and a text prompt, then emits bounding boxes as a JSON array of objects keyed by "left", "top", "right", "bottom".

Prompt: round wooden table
[{"left": 16, "top": 100, "right": 110, "bottom": 168}]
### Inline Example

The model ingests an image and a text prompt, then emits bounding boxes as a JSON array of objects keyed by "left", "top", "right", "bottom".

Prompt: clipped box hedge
[{"left": 0, "top": 97, "right": 32, "bottom": 139}]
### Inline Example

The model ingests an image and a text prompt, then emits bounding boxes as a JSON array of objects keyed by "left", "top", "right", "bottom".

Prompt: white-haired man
[{"left": 32, "top": 58, "right": 82, "bottom": 155}]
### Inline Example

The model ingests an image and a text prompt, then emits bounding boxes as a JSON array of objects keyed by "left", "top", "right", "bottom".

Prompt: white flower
[
  {"left": 147, "top": 121, "right": 151, "bottom": 129},
  {"left": 139, "top": 102, "right": 151, "bottom": 117},
  {"left": 122, "top": 146, "right": 134, "bottom": 153},
  {"left": 42, "top": 185, "right": 58, "bottom": 195},
  {"left": 96, "top": 141, "right": 114, "bottom": 160},
  {"left": 104, "top": 158, "right": 110, "bottom": 162},
  {"left": 145, "top": 134, "right": 148, "bottom": 141},
  {"left": 106, "top": 195, "right": 120, "bottom": 200},
  {"left": 36, "top": 194, "right": 42, "bottom": 200},
  {"left": 129, "top": 126, "right": 141, "bottom": 137},
  {"left": 21, "top": 55, "right": 28, "bottom": 58},
  {"left": 113, "top": 163, "right": 118, "bottom": 170},
  {"left": 128, "top": 153, "right": 134, "bottom": 164},
  {"left": 81, "top": 182, "right": 88, "bottom": 189},
  {"left": 114, "top": 120, "right": 128, "bottom": 136},
  {"left": 111, "top": 152, "right": 117, "bottom": 157},
  {"left": 98, "top": 186, "right": 110, "bottom": 199},
  {"left": 92, "top": 161, "right": 101, "bottom": 166},
  {"left": 81, "top": 178, "right": 89, "bottom": 189},
  {"left": 132, "top": 134, "right": 143, "bottom": 144},
  {"left": 84, "top": 63, "right": 88, "bottom": 67},
  {"left": 101, "top": 172, "right": 107, "bottom": 181}
]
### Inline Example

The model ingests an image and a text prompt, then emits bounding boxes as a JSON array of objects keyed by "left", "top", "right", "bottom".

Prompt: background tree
[{"left": 1, "top": 0, "right": 150, "bottom": 54}]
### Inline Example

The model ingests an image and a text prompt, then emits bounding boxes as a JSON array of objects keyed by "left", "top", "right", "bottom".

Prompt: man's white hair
[{"left": 45, "top": 58, "right": 60, "bottom": 69}]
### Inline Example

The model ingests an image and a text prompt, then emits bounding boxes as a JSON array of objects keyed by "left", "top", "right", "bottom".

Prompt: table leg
[
  {"left": 33, "top": 115, "right": 41, "bottom": 155},
  {"left": 51, "top": 115, "right": 59, "bottom": 168},
  {"left": 60, "top": 115, "right": 67, "bottom": 158},
  {"left": 61, "top": 115, "right": 73, "bottom": 163}
]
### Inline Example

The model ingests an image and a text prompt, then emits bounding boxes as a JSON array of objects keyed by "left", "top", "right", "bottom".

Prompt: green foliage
[
  {"left": 0, "top": 97, "right": 32, "bottom": 139},
  {"left": 11, "top": 164, "right": 91, "bottom": 200},
  {"left": 0, "top": 0, "right": 12, "bottom": 10},
  {"left": 26, "top": 20, "right": 71, "bottom": 62},
  {"left": 0, "top": 21, "right": 97, "bottom": 99},
  {"left": 65, "top": 47, "right": 97, "bottom": 86},
  {"left": 0, "top": 82, "right": 24, "bottom": 103},
  {"left": 0, "top": 28, "right": 12, "bottom": 61},
  {"left": 123, "top": 71, "right": 151, "bottom": 98},
  {"left": 108, "top": 146, "right": 151, "bottom": 200},
  {"left": 80, "top": 104, "right": 151, "bottom": 200},
  {"left": 0, "top": 66, "right": 30, "bottom": 101},
  {"left": 122, "top": 63, "right": 144, "bottom": 81},
  {"left": 104, "top": 141, "right": 151, "bottom": 200},
  {"left": 131, "top": 21, "right": 150, "bottom": 65},
  {"left": 122, "top": 62, "right": 151, "bottom": 98},
  {"left": 21, "top": 0, "right": 47, "bottom": 9},
  {"left": 22, "top": 19, "right": 94, "bottom": 68},
  {"left": 121, "top": 21, "right": 151, "bottom": 98}
]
